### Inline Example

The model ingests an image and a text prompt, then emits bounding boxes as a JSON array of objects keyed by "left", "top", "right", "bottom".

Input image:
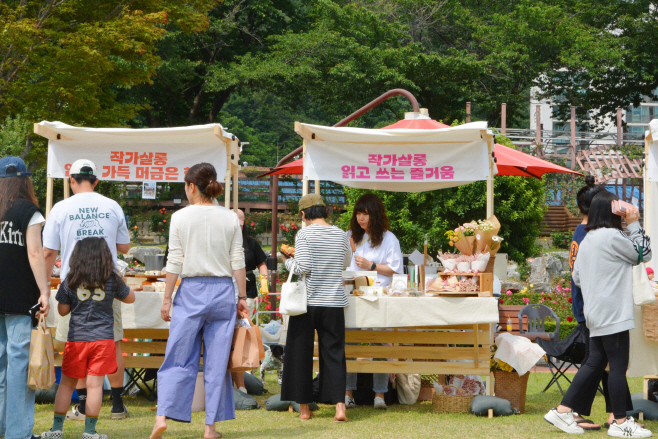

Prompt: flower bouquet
[
  {"left": 475, "top": 215, "right": 501, "bottom": 253},
  {"left": 470, "top": 252, "right": 491, "bottom": 273},
  {"left": 437, "top": 252, "right": 459, "bottom": 272},
  {"left": 453, "top": 222, "right": 478, "bottom": 256}
]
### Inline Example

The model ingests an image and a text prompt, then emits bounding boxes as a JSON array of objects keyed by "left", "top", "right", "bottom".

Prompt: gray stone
[
  {"left": 126, "top": 246, "right": 164, "bottom": 263},
  {"left": 527, "top": 256, "right": 563, "bottom": 292},
  {"left": 506, "top": 262, "right": 519, "bottom": 280},
  {"left": 551, "top": 251, "right": 570, "bottom": 261},
  {"left": 501, "top": 281, "right": 523, "bottom": 293}
]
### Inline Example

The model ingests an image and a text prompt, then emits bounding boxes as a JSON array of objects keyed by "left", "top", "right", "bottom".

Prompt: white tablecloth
[
  {"left": 344, "top": 296, "right": 499, "bottom": 328},
  {"left": 46, "top": 293, "right": 499, "bottom": 332}
]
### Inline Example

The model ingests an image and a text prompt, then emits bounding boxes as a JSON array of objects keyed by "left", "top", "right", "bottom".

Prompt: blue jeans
[
  {"left": 346, "top": 372, "right": 389, "bottom": 394},
  {"left": 0, "top": 314, "right": 35, "bottom": 439}
]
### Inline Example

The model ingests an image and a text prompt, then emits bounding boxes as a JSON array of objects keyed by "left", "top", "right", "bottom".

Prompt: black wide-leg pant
[
  {"left": 561, "top": 330, "right": 633, "bottom": 419},
  {"left": 281, "top": 306, "right": 346, "bottom": 404}
]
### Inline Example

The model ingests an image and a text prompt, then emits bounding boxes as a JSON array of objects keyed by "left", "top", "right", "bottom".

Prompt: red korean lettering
[
  {"left": 413, "top": 154, "right": 427, "bottom": 166},
  {"left": 440, "top": 166, "right": 454, "bottom": 180},
  {"left": 410, "top": 168, "right": 424, "bottom": 180},
  {"left": 150, "top": 167, "right": 164, "bottom": 181},
  {"left": 425, "top": 167, "right": 439, "bottom": 179},
  {"left": 390, "top": 168, "right": 405, "bottom": 180},
  {"left": 165, "top": 167, "right": 178, "bottom": 181},
  {"left": 138, "top": 152, "right": 154, "bottom": 166},
  {"left": 382, "top": 154, "right": 397, "bottom": 166},
  {"left": 117, "top": 166, "right": 130, "bottom": 179},
  {"left": 375, "top": 168, "right": 390, "bottom": 179},
  {"left": 102, "top": 166, "right": 116, "bottom": 179},
  {"left": 110, "top": 151, "right": 124, "bottom": 164},
  {"left": 154, "top": 152, "right": 168, "bottom": 166},
  {"left": 135, "top": 167, "right": 150, "bottom": 180},
  {"left": 368, "top": 154, "right": 383, "bottom": 166},
  {"left": 397, "top": 154, "right": 412, "bottom": 166},
  {"left": 355, "top": 166, "right": 370, "bottom": 179},
  {"left": 124, "top": 152, "right": 138, "bottom": 164},
  {"left": 342, "top": 165, "right": 355, "bottom": 179}
]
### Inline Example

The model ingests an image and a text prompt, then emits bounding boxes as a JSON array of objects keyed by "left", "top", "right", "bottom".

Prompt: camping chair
[
  {"left": 518, "top": 303, "right": 560, "bottom": 342},
  {"left": 123, "top": 368, "right": 158, "bottom": 401},
  {"left": 535, "top": 323, "right": 593, "bottom": 397}
]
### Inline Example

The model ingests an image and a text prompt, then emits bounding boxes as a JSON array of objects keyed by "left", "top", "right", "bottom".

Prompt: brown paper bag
[
  {"left": 455, "top": 235, "right": 476, "bottom": 256},
  {"left": 475, "top": 215, "right": 502, "bottom": 253},
  {"left": 28, "top": 315, "right": 56, "bottom": 390},
  {"left": 228, "top": 314, "right": 265, "bottom": 372}
]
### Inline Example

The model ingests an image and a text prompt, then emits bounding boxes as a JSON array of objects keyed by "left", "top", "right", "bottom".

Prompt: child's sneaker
[
  {"left": 81, "top": 433, "right": 108, "bottom": 439},
  {"left": 40, "top": 431, "right": 63, "bottom": 439},
  {"left": 608, "top": 416, "right": 652, "bottom": 438},
  {"left": 66, "top": 404, "right": 85, "bottom": 421},
  {"left": 110, "top": 404, "right": 129, "bottom": 420},
  {"left": 544, "top": 408, "right": 584, "bottom": 434}
]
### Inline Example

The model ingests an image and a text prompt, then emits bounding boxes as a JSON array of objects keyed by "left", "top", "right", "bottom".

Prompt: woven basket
[
  {"left": 494, "top": 370, "right": 529, "bottom": 414},
  {"left": 431, "top": 394, "right": 475, "bottom": 413},
  {"left": 643, "top": 294, "right": 658, "bottom": 342}
]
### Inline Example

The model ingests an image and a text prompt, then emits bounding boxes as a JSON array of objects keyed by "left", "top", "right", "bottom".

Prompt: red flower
[
  {"left": 276, "top": 307, "right": 280, "bottom": 311},
  {"left": 251, "top": 222, "right": 255, "bottom": 227},
  {"left": 265, "top": 304, "right": 271, "bottom": 310},
  {"left": 163, "top": 220, "right": 167, "bottom": 223},
  {"left": 134, "top": 225, "right": 138, "bottom": 229},
  {"left": 568, "top": 298, "right": 572, "bottom": 303},
  {"left": 499, "top": 298, "right": 504, "bottom": 304},
  {"left": 567, "top": 316, "right": 573, "bottom": 322}
]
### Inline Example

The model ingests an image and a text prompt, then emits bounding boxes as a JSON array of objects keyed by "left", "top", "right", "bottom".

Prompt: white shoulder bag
[
  {"left": 279, "top": 269, "right": 307, "bottom": 316},
  {"left": 633, "top": 246, "right": 656, "bottom": 306}
]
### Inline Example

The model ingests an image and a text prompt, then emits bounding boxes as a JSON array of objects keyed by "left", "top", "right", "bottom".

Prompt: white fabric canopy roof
[
  {"left": 296, "top": 121, "right": 495, "bottom": 192},
  {"left": 37, "top": 121, "right": 233, "bottom": 183}
]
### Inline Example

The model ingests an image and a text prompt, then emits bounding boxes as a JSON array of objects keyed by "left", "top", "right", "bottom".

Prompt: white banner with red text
[{"left": 299, "top": 122, "right": 494, "bottom": 192}]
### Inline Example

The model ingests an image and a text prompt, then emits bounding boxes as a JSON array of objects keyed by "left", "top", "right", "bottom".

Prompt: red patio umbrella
[
  {"left": 494, "top": 144, "right": 582, "bottom": 179},
  {"left": 258, "top": 158, "right": 303, "bottom": 177},
  {"left": 380, "top": 118, "right": 450, "bottom": 129}
]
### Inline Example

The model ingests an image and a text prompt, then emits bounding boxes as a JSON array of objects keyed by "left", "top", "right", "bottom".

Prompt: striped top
[{"left": 284, "top": 224, "right": 351, "bottom": 307}]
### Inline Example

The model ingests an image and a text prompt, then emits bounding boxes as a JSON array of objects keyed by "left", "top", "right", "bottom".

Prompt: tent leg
[
  {"left": 63, "top": 178, "right": 70, "bottom": 199},
  {"left": 314, "top": 180, "right": 320, "bottom": 195},
  {"left": 46, "top": 177, "right": 54, "bottom": 218},
  {"left": 232, "top": 165, "right": 239, "bottom": 211},
  {"left": 225, "top": 173, "right": 231, "bottom": 208}
]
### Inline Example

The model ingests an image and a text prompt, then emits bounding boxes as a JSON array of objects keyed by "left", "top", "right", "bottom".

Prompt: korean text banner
[
  {"left": 48, "top": 141, "right": 227, "bottom": 182},
  {"left": 300, "top": 122, "right": 492, "bottom": 192}
]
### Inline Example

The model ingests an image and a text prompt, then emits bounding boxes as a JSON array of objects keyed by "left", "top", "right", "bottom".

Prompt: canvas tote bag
[
  {"left": 279, "top": 269, "right": 307, "bottom": 316},
  {"left": 228, "top": 314, "right": 265, "bottom": 372},
  {"left": 28, "top": 314, "right": 56, "bottom": 390},
  {"left": 633, "top": 246, "right": 656, "bottom": 306}
]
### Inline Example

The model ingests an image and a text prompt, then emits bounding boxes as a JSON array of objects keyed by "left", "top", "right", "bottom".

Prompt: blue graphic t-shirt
[{"left": 569, "top": 224, "right": 587, "bottom": 324}]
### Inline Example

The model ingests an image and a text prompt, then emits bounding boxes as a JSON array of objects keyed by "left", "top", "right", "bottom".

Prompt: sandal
[{"left": 575, "top": 419, "right": 601, "bottom": 431}]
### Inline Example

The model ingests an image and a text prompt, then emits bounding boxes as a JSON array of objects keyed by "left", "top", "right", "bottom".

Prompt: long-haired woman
[
  {"left": 150, "top": 163, "right": 247, "bottom": 439},
  {"left": 344, "top": 193, "right": 403, "bottom": 410},
  {"left": 545, "top": 190, "right": 652, "bottom": 438},
  {"left": 0, "top": 156, "right": 50, "bottom": 439}
]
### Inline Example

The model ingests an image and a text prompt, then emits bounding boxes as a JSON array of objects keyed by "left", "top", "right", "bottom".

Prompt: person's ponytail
[
  {"left": 584, "top": 175, "right": 595, "bottom": 187},
  {"left": 204, "top": 179, "right": 223, "bottom": 198},
  {"left": 577, "top": 174, "right": 604, "bottom": 216}
]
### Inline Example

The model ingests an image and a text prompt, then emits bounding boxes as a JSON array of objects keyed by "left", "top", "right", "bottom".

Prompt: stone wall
[{"left": 134, "top": 221, "right": 167, "bottom": 244}]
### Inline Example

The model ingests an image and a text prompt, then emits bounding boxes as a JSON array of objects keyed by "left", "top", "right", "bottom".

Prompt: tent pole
[
  {"left": 46, "top": 178, "right": 54, "bottom": 218},
  {"left": 63, "top": 178, "right": 70, "bottom": 199},
  {"left": 487, "top": 134, "right": 495, "bottom": 217},
  {"left": 501, "top": 103, "right": 506, "bottom": 134},
  {"left": 233, "top": 164, "right": 239, "bottom": 211},
  {"left": 314, "top": 180, "right": 320, "bottom": 195},
  {"left": 645, "top": 136, "right": 651, "bottom": 235},
  {"left": 224, "top": 172, "right": 231, "bottom": 208}
]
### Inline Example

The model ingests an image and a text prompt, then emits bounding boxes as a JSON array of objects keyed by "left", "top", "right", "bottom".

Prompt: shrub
[
  {"left": 545, "top": 320, "right": 578, "bottom": 340},
  {"left": 499, "top": 283, "right": 574, "bottom": 323},
  {"left": 517, "top": 261, "right": 531, "bottom": 281},
  {"left": 550, "top": 230, "right": 572, "bottom": 249}
]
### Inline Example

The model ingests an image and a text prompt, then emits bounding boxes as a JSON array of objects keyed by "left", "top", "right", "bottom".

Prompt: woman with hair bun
[{"left": 150, "top": 163, "right": 247, "bottom": 439}]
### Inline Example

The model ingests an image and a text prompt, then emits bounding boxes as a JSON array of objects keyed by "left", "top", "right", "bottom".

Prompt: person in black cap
[{"left": 0, "top": 156, "right": 50, "bottom": 439}]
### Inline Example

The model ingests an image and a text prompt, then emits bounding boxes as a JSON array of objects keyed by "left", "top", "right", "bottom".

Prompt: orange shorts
[{"left": 62, "top": 339, "right": 117, "bottom": 380}]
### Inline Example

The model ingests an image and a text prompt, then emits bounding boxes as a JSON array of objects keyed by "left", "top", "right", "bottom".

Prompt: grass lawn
[{"left": 34, "top": 373, "right": 654, "bottom": 439}]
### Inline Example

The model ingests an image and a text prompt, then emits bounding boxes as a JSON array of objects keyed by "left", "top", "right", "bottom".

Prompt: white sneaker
[
  {"left": 41, "top": 431, "right": 63, "bottom": 439},
  {"left": 544, "top": 408, "right": 584, "bottom": 434},
  {"left": 238, "top": 387, "right": 248, "bottom": 394},
  {"left": 608, "top": 416, "right": 652, "bottom": 438},
  {"left": 345, "top": 396, "right": 355, "bottom": 409},
  {"left": 81, "top": 433, "right": 108, "bottom": 439},
  {"left": 374, "top": 396, "right": 387, "bottom": 410},
  {"left": 66, "top": 404, "right": 85, "bottom": 421}
]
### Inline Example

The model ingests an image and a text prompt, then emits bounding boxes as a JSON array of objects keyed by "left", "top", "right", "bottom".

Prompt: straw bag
[
  {"left": 28, "top": 315, "right": 56, "bottom": 390},
  {"left": 633, "top": 246, "right": 656, "bottom": 306},
  {"left": 228, "top": 314, "right": 265, "bottom": 372},
  {"left": 279, "top": 269, "right": 307, "bottom": 316}
]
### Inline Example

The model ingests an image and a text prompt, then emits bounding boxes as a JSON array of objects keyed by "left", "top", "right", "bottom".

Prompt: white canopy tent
[
  {"left": 295, "top": 121, "right": 497, "bottom": 216},
  {"left": 34, "top": 121, "right": 242, "bottom": 216}
]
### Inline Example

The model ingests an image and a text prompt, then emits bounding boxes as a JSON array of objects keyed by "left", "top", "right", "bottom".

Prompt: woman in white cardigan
[{"left": 150, "top": 163, "right": 247, "bottom": 439}]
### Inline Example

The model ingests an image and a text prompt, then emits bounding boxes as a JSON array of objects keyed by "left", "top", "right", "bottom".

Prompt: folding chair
[
  {"left": 535, "top": 322, "right": 594, "bottom": 397},
  {"left": 123, "top": 368, "right": 158, "bottom": 401}
]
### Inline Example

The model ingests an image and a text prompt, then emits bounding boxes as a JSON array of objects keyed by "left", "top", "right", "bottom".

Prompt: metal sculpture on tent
[{"left": 33, "top": 121, "right": 242, "bottom": 217}]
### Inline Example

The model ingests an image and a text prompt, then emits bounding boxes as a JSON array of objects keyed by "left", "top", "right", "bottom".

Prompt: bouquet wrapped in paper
[
  {"left": 470, "top": 252, "right": 491, "bottom": 273},
  {"left": 475, "top": 215, "right": 501, "bottom": 253},
  {"left": 438, "top": 252, "right": 459, "bottom": 272},
  {"left": 453, "top": 222, "right": 477, "bottom": 256}
]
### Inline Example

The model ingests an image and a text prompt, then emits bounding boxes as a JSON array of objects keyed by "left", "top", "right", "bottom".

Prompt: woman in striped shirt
[{"left": 280, "top": 194, "right": 351, "bottom": 422}]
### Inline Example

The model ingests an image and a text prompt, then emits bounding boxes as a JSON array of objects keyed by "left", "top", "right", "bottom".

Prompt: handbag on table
[{"left": 279, "top": 268, "right": 307, "bottom": 316}]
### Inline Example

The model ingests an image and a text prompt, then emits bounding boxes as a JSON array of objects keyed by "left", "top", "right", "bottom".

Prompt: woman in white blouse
[
  {"left": 345, "top": 193, "right": 403, "bottom": 410},
  {"left": 150, "top": 163, "right": 247, "bottom": 439}
]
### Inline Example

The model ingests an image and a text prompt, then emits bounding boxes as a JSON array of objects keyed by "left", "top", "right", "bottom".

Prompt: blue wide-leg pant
[{"left": 157, "top": 276, "right": 236, "bottom": 424}]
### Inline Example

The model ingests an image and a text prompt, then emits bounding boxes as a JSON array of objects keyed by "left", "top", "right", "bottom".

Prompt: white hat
[{"left": 69, "top": 159, "right": 97, "bottom": 176}]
